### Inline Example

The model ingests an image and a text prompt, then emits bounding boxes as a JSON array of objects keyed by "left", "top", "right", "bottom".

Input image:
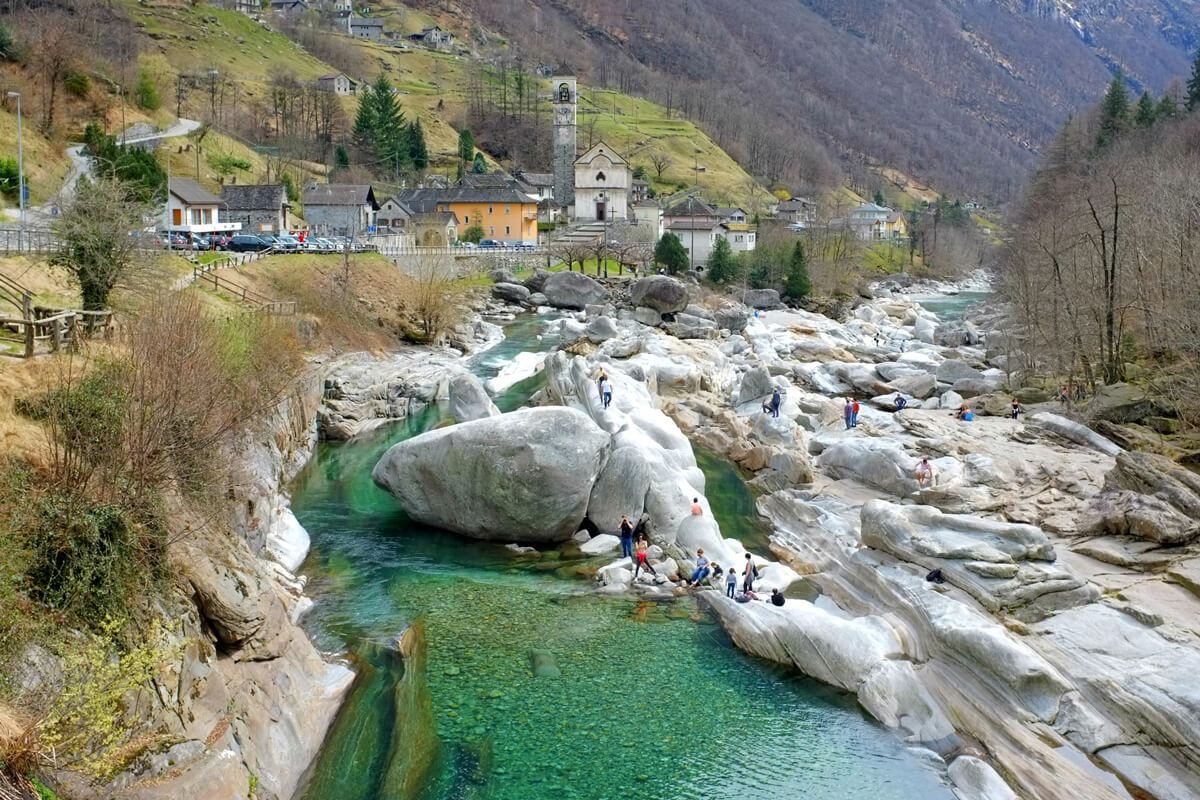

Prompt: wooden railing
[
  {"left": 197, "top": 270, "right": 296, "bottom": 315},
  {"left": 0, "top": 308, "right": 113, "bottom": 358}
]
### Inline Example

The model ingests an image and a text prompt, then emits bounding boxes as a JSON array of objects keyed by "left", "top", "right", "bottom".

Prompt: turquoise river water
[{"left": 291, "top": 314, "right": 954, "bottom": 800}]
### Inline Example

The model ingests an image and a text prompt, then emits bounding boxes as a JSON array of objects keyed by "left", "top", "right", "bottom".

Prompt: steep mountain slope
[{"left": 446, "top": 0, "right": 1200, "bottom": 200}]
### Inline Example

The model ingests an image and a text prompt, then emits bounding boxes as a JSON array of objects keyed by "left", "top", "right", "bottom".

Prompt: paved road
[{"left": 25, "top": 118, "right": 201, "bottom": 223}]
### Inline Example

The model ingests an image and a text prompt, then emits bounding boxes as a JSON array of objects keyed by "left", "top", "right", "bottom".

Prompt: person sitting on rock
[
  {"left": 893, "top": 393, "right": 908, "bottom": 412},
  {"left": 915, "top": 457, "right": 934, "bottom": 489},
  {"left": 690, "top": 497, "right": 703, "bottom": 515},
  {"left": 770, "top": 588, "right": 785, "bottom": 607},
  {"left": 762, "top": 388, "right": 782, "bottom": 418},
  {"left": 955, "top": 403, "right": 974, "bottom": 421},
  {"left": 687, "top": 549, "right": 711, "bottom": 587},
  {"left": 632, "top": 536, "right": 657, "bottom": 580}
]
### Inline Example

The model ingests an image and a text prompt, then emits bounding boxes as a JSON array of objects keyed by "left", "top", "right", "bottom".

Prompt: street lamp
[{"left": 7, "top": 92, "right": 23, "bottom": 248}]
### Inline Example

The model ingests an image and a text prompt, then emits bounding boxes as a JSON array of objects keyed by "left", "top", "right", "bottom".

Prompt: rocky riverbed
[{"left": 360, "top": 266, "right": 1200, "bottom": 800}]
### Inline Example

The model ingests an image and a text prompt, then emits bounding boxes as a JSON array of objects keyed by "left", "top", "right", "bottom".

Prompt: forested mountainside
[{"left": 447, "top": 0, "right": 1200, "bottom": 200}]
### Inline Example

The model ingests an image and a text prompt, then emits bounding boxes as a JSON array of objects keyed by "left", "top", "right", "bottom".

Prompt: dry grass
[
  {"left": 0, "top": 358, "right": 58, "bottom": 467},
  {"left": 0, "top": 702, "right": 37, "bottom": 780}
]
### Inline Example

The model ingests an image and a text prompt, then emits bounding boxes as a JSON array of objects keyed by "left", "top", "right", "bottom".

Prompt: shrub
[
  {"left": 652, "top": 232, "right": 688, "bottom": 275},
  {"left": 705, "top": 236, "right": 740, "bottom": 284},
  {"left": 133, "top": 70, "right": 160, "bottom": 111},
  {"left": 64, "top": 72, "right": 90, "bottom": 98},
  {"left": 460, "top": 225, "right": 485, "bottom": 244},
  {"left": 0, "top": 157, "right": 22, "bottom": 200},
  {"left": 208, "top": 154, "right": 252, "bottom": 176}
]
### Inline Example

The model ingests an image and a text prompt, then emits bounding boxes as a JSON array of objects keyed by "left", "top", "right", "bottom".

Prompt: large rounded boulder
[
  {"left": 630, "top": 275, "right": 689, "bottom": 313},
  {"left": 372, "top": 407, "right": 611, "bottom": 543},
  {"left": 542, "top": 271, "right": 609, "bottom": 310}
]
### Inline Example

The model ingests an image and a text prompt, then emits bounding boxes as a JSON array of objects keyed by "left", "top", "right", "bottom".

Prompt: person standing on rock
[
  {"left": 915, "top": 457, "right": 934, "bottom": 489},
  {"left": 619, "top": 515, "right": 635, "bottom": 559},
  {"left": 742, "top": 553, "right": 757, "bottom": 593},
  {"left": 844, "top": 398, "right": 853, "bottom": 430},
  {"left": 725, "top": 565, "right": 738, "bottom": 598},
  {"left": 687, "top": 549, "right": 711, "bottom": 587},
  {"left": 851, "top": 398, "right": 861, "bottom": 428},
  {"left": 599, "top": 375, "right": 612, "bottom": 409},
  {"left": 597, "top": 370, "right": 607, "bottom": 403},
  {"left": 1010, "top": 397, "right": 1022, "bottom": 420},
  {"left": 633, "top": 536, "right": 657, "bottom": 579},
  {"left": 762, "top": 388, "right": 782, "bottom": 418}
]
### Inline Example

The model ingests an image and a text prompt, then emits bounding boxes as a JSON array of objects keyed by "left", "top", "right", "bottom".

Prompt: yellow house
[
  {"left": 398, "top": 186, "right": 538, "bottom": 245},
  {"left": 885, "top": 210, "right": 908, "bottom": 238}
]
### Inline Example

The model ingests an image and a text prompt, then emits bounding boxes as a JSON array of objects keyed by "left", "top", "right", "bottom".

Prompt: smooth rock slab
[
  {"left": 630, "top": 275, "right": 689, "bottom": 313},
  {"left": 542, "top": 271, "right": 609, "bottom": 310},
  {"left": 372, "top": 407, "right": 610, "bottom": 542}
]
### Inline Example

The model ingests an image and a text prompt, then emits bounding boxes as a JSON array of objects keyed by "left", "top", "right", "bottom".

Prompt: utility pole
[
  {"left": 7, "top": 92, "right": 22, "bottom": 250},
  {"left": 162, "top": 144, "right": 172, "bottom": 235},
  {"left": 208, "top": 70, "right": 219, "bottom": 122}
]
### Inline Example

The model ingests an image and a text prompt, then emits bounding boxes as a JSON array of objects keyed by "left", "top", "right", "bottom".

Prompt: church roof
[{"left": 574, "top": 141, "right": 628, "bottom": 167}]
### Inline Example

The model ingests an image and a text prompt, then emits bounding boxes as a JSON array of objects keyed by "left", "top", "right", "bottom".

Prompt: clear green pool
[
  {"left": 910, "top": 291, "right": 991, "bottom": 323},
  {"left": 291, "top": 316, "right": 954, "bottom": 800}
]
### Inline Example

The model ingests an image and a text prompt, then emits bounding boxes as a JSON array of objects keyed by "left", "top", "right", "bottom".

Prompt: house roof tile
[
  {"left": 301, "top": 183, "right": 378, "bottom": 207},
  {"left": 220, "top": 184, "right": 287, "bottom": 211},
  {"left": 170, "top": 177, "right": 223, "bottom": 206}
]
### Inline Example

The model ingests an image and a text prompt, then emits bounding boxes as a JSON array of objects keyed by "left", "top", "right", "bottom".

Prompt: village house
[
  {"left": 885, "top": 210, "right": 908, "bottom": 239},
  {"left": 413, "top": 211, "right": 459, "bottom": 247},
  {"left": 574, "top": 141, "right": 631, "bottom": 222},
  {"left": 347, "top": 15, "right": 384, "bottom": 41},
  {"left": 776, "top": 197, "right": 817, "bottom": 227},
  {"left": 716, "top": 206, "right": 748, "bottom": 224},
  {"left": 268, "top": 0, "right": 309, "bottom": 14},
  {"left": 316, "top": 73, "right": 358, "bottom": 96},
  {"left": 376, "top": 197, "right": 414, "bottom": 232},
  {"left": 721, "top": 222, "right": 757, "bottom": 255},
  {"left": 219, "top": 184, "right": 290, "bottom": 235},
  {"left": 516, "top": 172, "right": 555, "bottom": 205},
  {"left": 631, "top": 179, "right": 650, "bottom": 204},
  {"left": 166, "top": 178, "right": 241, "bottom": 236},
  {"left": 301, "top": 183, "right": 378, "bottom": 236},
  {"left": 232, "top": 0, "right": 259, "bottom": 16},
  {"left": 663, "top": 196, "right": 723, "bottom": 265},
  {"left": 407, "top": 25, "right": 454, "bottom": 48},
  {"left": 397, "top": 186, "right": 537, "bottom": 246},
  {"left": 631, "top": 200, "right": 663, "bottom": 240}
]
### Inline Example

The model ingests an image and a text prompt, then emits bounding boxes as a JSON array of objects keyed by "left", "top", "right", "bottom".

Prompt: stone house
[
  {"left": 220, "top": 184, "right": 290, "bottom": 235},
  {"left": 377, "top": 197, "right": 415, "bottom": 232},
  {"left": 408, "top": 25, "right": 454, "bottom": 48},
  {"left": 316, "top": 73, "right": 358, "bottom": 96},
  {"left": 301, "top": 183, "right": 378, "bottom": 236},
  {"left": 347, "top": 16, "right": 384, "bottom": 41},
  {"left": 268, "top": 0, "right": 309, "bottom": 13},
  {"left": 574, "top": 141, "right": 630, "bottom": 222},
  {"left": 776, "top": 197, "right": 817, "bottom": 226}
]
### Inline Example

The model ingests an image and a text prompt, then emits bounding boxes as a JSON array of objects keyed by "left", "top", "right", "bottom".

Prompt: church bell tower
[{"left": 552, "top": 77, "right": 577, "bottom": 219}]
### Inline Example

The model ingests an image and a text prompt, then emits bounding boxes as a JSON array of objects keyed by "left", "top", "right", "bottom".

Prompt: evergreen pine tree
[
  {"left": 408, "top": 120, "right": 428, "bottom": 170},
  {"left": 457, "top": 129, "right": 475, "bottom": 163},
  {"left": 653, "top": 232, "right": 688, "bottom": 275},
  {"left": 1134, "top": 90, "right": 1157, "bottom": 127},
  {"left": 1096, "top": 71, "right": 1131, "bottom": 148},
  {"left": 472, "top": 152, "right": 487, "bottom": 174},
  {"left": 335, "top": 145, "right": 350, "bottom": 170},
  {"left": 705, "top": 236, "right": 739, "bottom": 284},
  {"left": 872, "top": 190, "right": 885, "bottom": 207},
  {"left": 1186, "top": 47, "right": 1200, "bottom": 111},
  {"left": 1156, "top": 92, "right": 1177, "bottom": 120},
  {"left": 351, "top": 83, "right": 378, "bottom": 155},
  {"left": 369, "top": 74, "right": 408, "bottom": 176},
  {"left": 783, "top": 241, "right": 812, "bottom": 301}
]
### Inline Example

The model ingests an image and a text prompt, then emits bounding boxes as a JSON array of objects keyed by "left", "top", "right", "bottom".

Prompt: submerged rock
[
  {"left": 529, "top": 648, "right": 562, "bottom": 678},
  {"left": 372, "top": 407, "right": 611, "bottom": 542}
]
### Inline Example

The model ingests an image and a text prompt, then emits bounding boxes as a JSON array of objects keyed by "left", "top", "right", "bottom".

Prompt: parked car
[
  {"left": 478, "top": 238, "right": 503, "bottom": 249},
  {"left": 228, "top": 235, "right": 272, "bottom": 253}
]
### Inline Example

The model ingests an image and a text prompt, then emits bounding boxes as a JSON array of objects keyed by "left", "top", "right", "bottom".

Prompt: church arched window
[
  {"left": 596, "top": 172, "right": 606, "bottom": 182},
  {"left": 558, "top": 83, "right": 571, "bottom": 103}
]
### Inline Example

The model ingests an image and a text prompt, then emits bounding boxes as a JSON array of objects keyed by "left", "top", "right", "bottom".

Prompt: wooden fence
[
  {"left": 198, "top": 270, "right": 296, "bottom": 315},
  {"left": 0, "top": 308, "right": 113, "bottom": 358}
]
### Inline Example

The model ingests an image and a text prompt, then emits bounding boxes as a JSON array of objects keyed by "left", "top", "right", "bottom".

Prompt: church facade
[{"left": 573, "top": 141, "right": 630, "bottom": 223}]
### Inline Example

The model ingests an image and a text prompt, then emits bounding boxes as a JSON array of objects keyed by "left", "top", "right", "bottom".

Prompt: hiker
[
  {"left": 596, "top": 370, "right": 608, "bottom": 403},
  {"left": 688, "top": 549, "right": 711, "bottom": 587},
  {"left": 1074, "top": 384, "right": 1087, "bottom": 402},
  {"left": 893, "top": 393, "right": 907, "bottom": 412},
  {"left": 632, "top": 536, "right": 657, "bottom": 579},
  {"left": 762, "top": 388, "right": 781, "bottom": 418},
  {"left": 691, "top": 497, "right": 704, "bottom": 515},
  {"left": 899, "top": 340, "right": 906, "bottom": 353},
  {"left": 850, "top": 398, "right": 861, "bottom": 428},
  {"left": 843, "top": 398, "right": 853, "bottom": 430},
  {"left": 874, "top": 334, "right": 880, "bottom": 347},
  {"left": 770, "top": 588, "right": 785, "bottom": 607},
  {"left": 725, "top": 566, "right": 738, "bottom": 598},
  {"left": 1010, "top": 398, "right": 1022, "bottom": 420},
  {"left": 618, "top": 515, "right": 634, "bottom": 559},
  {"left": 742, "top": 553, "right": 757, "bottom": 593},
  {"left": 1058, "top": 385, "right": 1069, "bottom": 406},
  {"left": 915, "top": 457, "right": 934, "bottom": 489},
  {"left": 599, "top": 375, "right": 612, "bottom": 409}
]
